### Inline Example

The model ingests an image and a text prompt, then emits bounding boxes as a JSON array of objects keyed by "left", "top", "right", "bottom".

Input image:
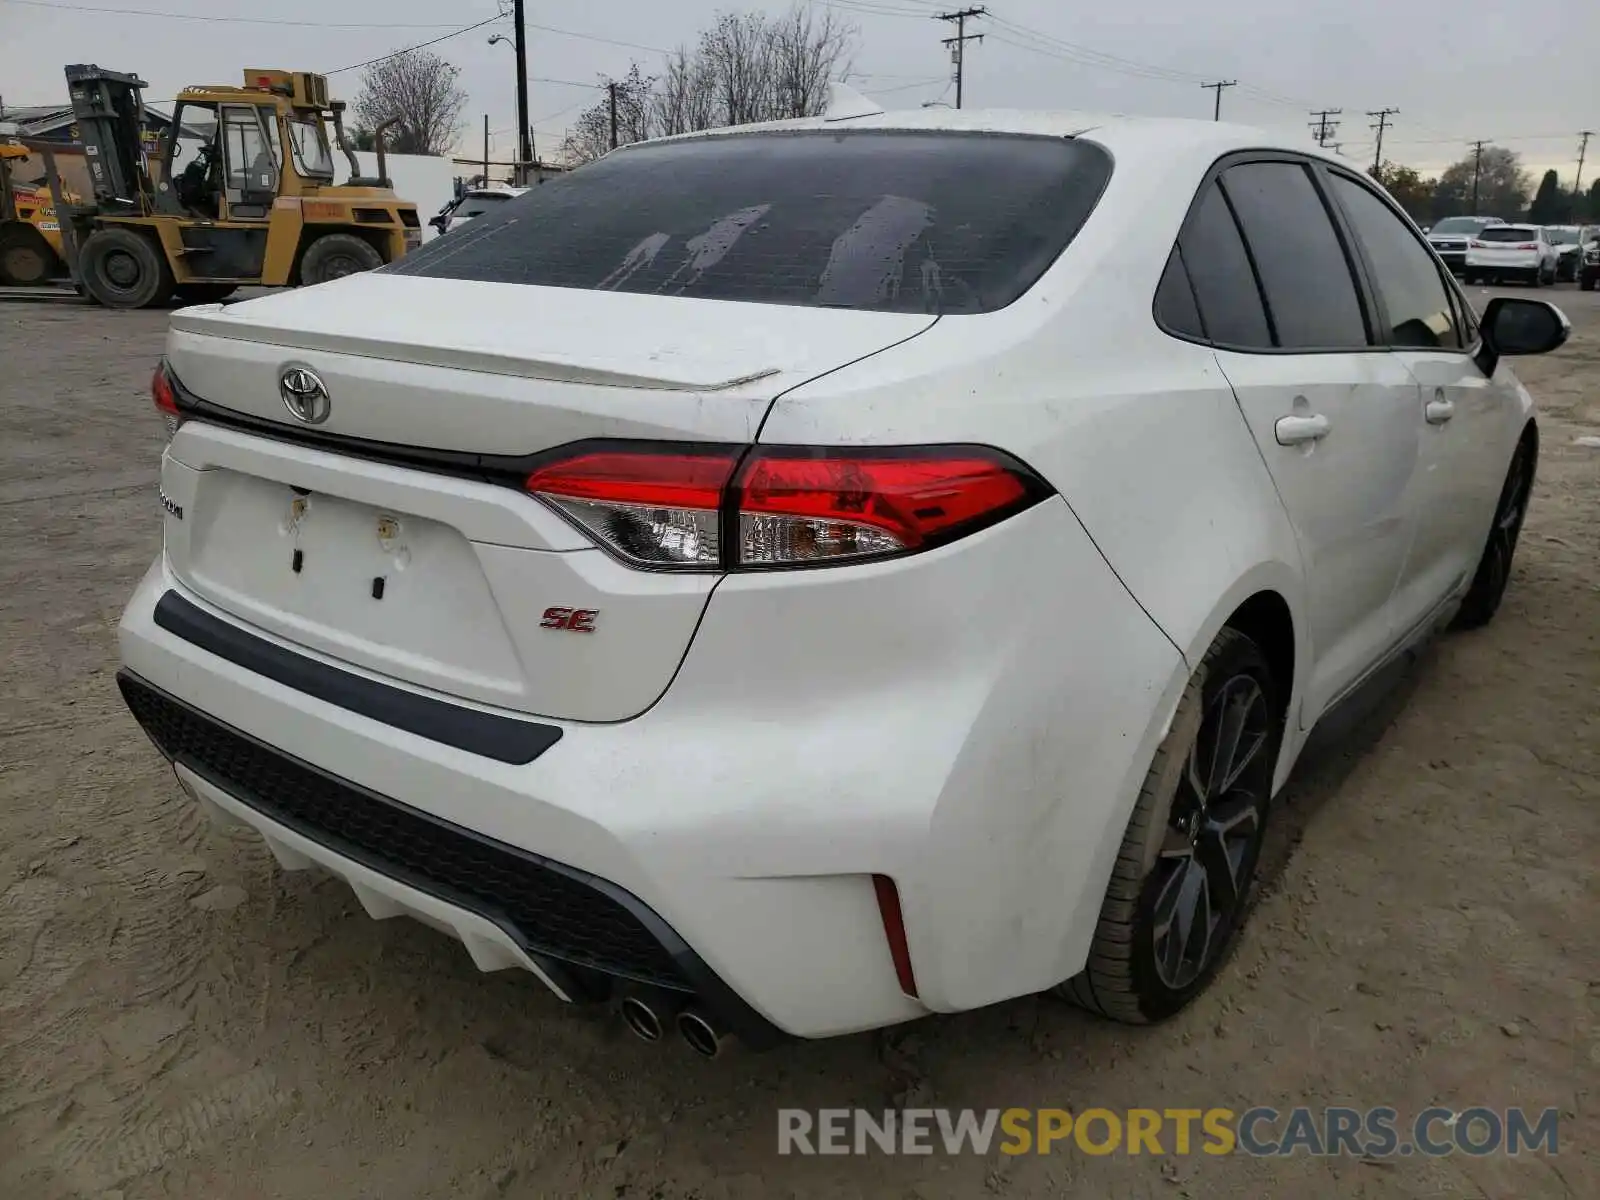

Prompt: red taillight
[
  {"left": 1469, "top": 240, "right": 1486, "bottom": 249},
  {"left": 1516, "top": 243, "right": 1538, "bottom": 250},
  {"left": 872, "top": 874, "right": 919, "bottom": 998},
  {"left": 523, "top": 443, "right": 1048, "bottom": 571},
  {"left": 736, "top": 452, "right": 1029, "bottom": 565},
  {"left": 524, "top": 450, "right": 737, "bottom": 569},
  {"left": 152, "top": 361, "right": 183, "bottom": 441}
]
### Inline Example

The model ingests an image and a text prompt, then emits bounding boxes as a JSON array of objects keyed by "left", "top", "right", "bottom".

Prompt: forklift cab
[{"left": 162, "top": 100, "right": 282, "bottom": 220}]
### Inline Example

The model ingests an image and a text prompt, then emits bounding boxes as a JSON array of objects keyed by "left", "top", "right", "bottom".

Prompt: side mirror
[{"left": 1475, "top": 296, "right": 1570, "bottom": 376}]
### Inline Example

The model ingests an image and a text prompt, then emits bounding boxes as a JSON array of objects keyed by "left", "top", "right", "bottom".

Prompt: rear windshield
[
  {"left": 385, "top": 130, "right": 1113, "bottom": 314},
  {"left": 1477, "top": 227, "right": 1537, "bottom": 242}
]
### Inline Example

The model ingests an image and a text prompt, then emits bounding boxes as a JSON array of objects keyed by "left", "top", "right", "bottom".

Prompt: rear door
[
  {"left": 1319, "top": 168, "right": 1511, "bottom": 635},
  {"left": 1182, "top": 157, "right": 1425, "bottom": 722}
]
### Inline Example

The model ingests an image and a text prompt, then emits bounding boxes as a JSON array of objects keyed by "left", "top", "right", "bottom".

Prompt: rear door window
[
  {"left": 1220, "top": 161, "right": 1369, "bottom": 350},
  {"left": 1175, "top": 182, "right": 1272, "bottom": 349},
  {"left": 1153, "top": 246, "right": 1206, "bottom": 340},
  {"left": 386, "top": 131, "right": 1114, "bottom": 314}
]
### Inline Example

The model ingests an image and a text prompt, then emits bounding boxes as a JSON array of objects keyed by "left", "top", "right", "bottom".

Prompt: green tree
[
  {"left": 1370, "top": 161, "right": 1435, "bottom": 224},
  {"left": 1588, "top": 178, "right": 1600, "bottom": 221},
  {"left": 1432, "top": 145, "right": 1531, "bottom": 220},
  {"left": 1527, "top": 169, "right": 1563, "bottom": 222}
]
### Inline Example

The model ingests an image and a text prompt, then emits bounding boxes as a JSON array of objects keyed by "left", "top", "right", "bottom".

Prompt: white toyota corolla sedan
[{"left": 117, "top": 104, "right": 1568, "bottom": 1057}]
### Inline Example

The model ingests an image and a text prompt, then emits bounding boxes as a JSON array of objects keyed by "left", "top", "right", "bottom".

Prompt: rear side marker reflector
[
  {"left": 872, "top": 874, "right": 919, "bottom": 998},
  {"left": 524, "top": 443, "right": 1052, "bottom": 572}
]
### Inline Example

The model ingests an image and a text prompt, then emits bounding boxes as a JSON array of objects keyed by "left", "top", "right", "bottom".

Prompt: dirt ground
[{"left": 1, "top": 286, "right": 1596, "bottom": 1200}]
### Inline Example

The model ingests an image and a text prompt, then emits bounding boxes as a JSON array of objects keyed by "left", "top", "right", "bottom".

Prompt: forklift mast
[{"left": 63, "top": 64, "right": 154, "bottom": 212}]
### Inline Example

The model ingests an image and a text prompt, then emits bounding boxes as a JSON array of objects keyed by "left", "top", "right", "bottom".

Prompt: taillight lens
[
  {"left": 736, "top": 452, "right": 1029, "bottom": 565},
  {"left": 1469, "top": 240, "right": 1485, "bottom": 248},
  {"left": 1516, "top": 243, "right": 1538, "bottom": 250},
  {"left": 151, "top": 360, "right": 183, "bottom": 442},
  {"left": 524, "top": 443, "right": 1049, "bottom": 571},
  {"left": 525, "top": 450, "right": 736, "bottom": 569}
]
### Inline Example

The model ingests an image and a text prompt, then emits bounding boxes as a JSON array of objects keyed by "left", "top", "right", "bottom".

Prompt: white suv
[
  {"left": 1464, "top": 223, "right": 1560, "bottom": 286},
  {"left": 120, "top": 108, "right": 1568, "bottom": 1055}
]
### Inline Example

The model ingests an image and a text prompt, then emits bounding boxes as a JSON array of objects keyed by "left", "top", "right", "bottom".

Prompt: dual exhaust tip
[{"left": 620, "top": 993, "right": 726, "bottom": 1058}]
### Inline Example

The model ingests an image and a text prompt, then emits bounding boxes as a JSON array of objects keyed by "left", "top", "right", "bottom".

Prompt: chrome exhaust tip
[
  {"left": 676, "top": 1007, "right": 727, "bottom": 1059},
  {"left": 620, "top": 995, "right": 665, "bottom": 1043}
]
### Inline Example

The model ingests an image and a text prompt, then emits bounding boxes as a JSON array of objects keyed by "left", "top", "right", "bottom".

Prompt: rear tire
[
  {"left": 1056, "top": 627, "right": 1282, "bottom": 1024},
  {"left": 79, "top": 226, "right": 173, "bottom": 309},
  {"left": 0, "top": 224, "right": 58, "bottom": 285},
  {"left": 298, "top": 233, "right": 384, "bottom": 287},
  {"left": 1582, "top": 275, "right": 1597, "bottom": 292},
  {"left": 1452, "top": 436, "right": 1535, "bottom": 631}
]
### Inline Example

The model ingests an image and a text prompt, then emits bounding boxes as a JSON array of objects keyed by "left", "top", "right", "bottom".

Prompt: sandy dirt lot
[{"left": 1, "top": 287, "right": 1596, "bottom": 1199}]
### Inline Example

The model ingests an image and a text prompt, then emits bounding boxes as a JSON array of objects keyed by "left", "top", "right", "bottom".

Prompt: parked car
[
  {"left": 120, "top": 109, "right": 1568, "bottom": 1054},
  {"left": 1547, "top": 225, "right": 1598, "bottom": 283},
  {"left": 428, "top": 184, "right": 529, "bottom": 236},
  {"left": 1464, "top": 224, "right": 1560, "bottom": 286},
  {"left": 1582, "top": 235, "right": 1600, "bottom": 291},
  {"left": 1427, "top": 215, "right": 1506, "bottom": 274}
]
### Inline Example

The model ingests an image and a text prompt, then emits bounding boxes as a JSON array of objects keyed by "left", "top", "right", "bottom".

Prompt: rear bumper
[
  {"left": 117, "top": 496, "right": 1185, "bottom": 1040},
  {"left": 1464, "top": 251, "right": 1541, "bottom": 273}
]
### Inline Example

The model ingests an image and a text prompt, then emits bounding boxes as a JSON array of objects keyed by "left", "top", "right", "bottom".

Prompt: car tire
[
  {"left": 299, "top": 233, "right": 384, "bottom": 287},
  {"left": 1452, "top": 434, "right": 1535, "bottom": 631},
  {"left": 78, "top": 226, "right": 174, "bottom": 309},
  {"left": 1582, "top": 275, "right": 1596, "bottom": 292},
  {"left": 1056, "top": 626, "right": 1281, "bottom": 1024}
]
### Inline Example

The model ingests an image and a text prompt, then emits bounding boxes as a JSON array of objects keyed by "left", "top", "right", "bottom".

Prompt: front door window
[{"left": 220, "top": 105, "right": 279, "bottom": 208}]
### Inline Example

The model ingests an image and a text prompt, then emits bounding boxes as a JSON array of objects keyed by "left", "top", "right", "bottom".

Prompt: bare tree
[
  {"left": 559, "top": 5, "right": 857, "bottom": 165},
  {"left": 354, "top": 49, "right": 467, "bottom": 157},
  {"left": 560, "top": 65, "right": 656, "bottom": 165}
]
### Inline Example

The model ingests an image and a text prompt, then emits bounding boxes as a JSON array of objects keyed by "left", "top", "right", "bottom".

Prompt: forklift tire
[
  {"left": 0, "top": 224, "right": 58, "bottom": 286},
  {"left": 79, "top": 227, "right": 174, "bottom": 309},
  {"left": 173, "top": 284, "right": 237, "bottom": 306},
  {"left": 299, "top": 234, "right": 384, "bottom": 287}
]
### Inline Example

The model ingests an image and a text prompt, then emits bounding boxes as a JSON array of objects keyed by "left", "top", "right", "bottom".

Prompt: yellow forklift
[
  {"left": 0, "top": 142, "right": 70, "bottom": 285},
  {"left": 55, "top": 64, "right": 421, "bottom": 308}
]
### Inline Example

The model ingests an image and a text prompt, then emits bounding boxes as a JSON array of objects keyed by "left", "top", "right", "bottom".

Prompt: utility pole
[
  {"left": 1576, "top": 130, "right": 1594, "bottom": 199},
  {"left": 512, "top": 0, "right": 532, "bottom": 184},
  {"left": 1469, "top": 140, "right": 1487, "bottom": 212},
  {"left": 1201, "top": 80, "right": 1237, "bottom": 122},
  {"left": 935, "top": 8, "right": 986, "bottom": 110},
  {"left": 1308, "top": 108, "right": 1342, "bottom": 148},
  {"left": 608, "top": 81, "right": 619, "bottom": 150},
  {"left": 1367, "top": 108, "right": 1398, "bottom": 174}
]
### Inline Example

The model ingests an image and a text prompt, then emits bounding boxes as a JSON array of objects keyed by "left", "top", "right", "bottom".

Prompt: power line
[
  {"left": 325, "top": 16, "right": 504, "bottom": 76},
  {"left": 1201, "top": 80, "right": 1236, "bottom": 121},
  {"left": 1367, "top": 107, "right": 1398, "bottom": 172},
  {"left": 1309, "top": 108, "right": 1342, "bottom": 147},
  {"left": 935, "top": 8, "right": 986, "bottom": 110}
]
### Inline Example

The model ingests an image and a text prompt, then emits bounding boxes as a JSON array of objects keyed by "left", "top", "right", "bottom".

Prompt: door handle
[
  {"left": 1275, "top": 413, "right": 1330, "bottom": 446},
  {"left": 1425, "top": 398, "right": 1455, "bottom": 425}
]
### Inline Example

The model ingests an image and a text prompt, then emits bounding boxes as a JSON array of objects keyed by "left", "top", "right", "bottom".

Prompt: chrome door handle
[
  {"left": 1275, "top": 413, "right": 1330, "bottom": 446},
  {"left": 1425, "top": 398, "right": 1455, "bottom": 424}
]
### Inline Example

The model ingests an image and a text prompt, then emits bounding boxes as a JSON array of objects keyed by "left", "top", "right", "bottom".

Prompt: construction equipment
[
  {"left": 52, "top": 64, "right": 421, "bottom": 308},
  {"left": 0, "top": 142, "right": 72, "bottom": 285}
]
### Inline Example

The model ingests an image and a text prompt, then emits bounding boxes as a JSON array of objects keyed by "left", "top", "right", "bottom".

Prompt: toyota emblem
[{"left": 279, "top": 365, "right": 331, "bottom": 425}]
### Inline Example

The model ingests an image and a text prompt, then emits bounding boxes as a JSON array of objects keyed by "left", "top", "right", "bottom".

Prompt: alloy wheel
[{"left": 1150, "top": 673, "right": 1271, "bottom": 990}]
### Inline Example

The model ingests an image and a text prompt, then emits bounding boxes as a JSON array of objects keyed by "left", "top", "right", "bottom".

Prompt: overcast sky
[{"left": 2, "top": 0, "right": 1595, "bottom": 181}]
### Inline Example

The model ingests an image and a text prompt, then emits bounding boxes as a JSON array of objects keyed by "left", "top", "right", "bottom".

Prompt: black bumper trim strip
[
  {"left": 153, "top": 590, "right": 562, "bottom": 766},
  {"left": 116, "top": 670, "right": 789, "bottom": 1050}
]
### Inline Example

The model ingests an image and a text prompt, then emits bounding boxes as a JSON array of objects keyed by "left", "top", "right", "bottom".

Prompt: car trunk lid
[{"left": 160, "top": 275, "right": 936, "bottom": 723}]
